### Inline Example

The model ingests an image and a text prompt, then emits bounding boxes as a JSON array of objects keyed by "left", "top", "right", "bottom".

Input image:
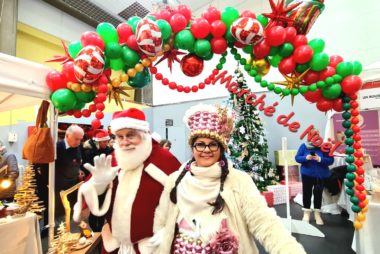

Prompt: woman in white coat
[{"left": 152, "top": 104, "right": 306, "bottom": 254}]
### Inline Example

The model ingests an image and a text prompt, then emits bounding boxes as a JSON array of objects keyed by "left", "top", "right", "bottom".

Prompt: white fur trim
[
  {"left": 102, "top": 223, "right": 120, "bottom": 252},
  {"left": 111, "top": 165, "right": 144, "bottom": 244},
  {"left": 94, "top": 136, "right": 110, "bottom": 142},
  {"left": 144, "top": 163, "right": 168, "bottom": 186},
  {"left": 73, "top": 179, "right": 113, "bottom": 222},
  {"left": 111, "top": 117, "right": 149, "bottom": 133}
]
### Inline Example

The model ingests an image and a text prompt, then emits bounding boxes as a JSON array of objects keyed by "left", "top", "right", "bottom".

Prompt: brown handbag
[{"left": 22, "top": 100, "right": 55, "bottom": 163}]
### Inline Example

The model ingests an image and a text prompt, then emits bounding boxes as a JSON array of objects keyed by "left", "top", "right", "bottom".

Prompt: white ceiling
[{"left": 89, "top": 0, "right": 270, "bottom": 20}]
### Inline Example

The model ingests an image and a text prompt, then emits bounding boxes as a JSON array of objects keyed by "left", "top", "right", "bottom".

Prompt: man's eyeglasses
[{"left": 193, "top": 142, "right": 220, "bottom": 152}]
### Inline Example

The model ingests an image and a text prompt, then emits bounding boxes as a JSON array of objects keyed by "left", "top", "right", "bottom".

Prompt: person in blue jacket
[{"left": 295, "top": 136, "right": 334, "bottom": 226}]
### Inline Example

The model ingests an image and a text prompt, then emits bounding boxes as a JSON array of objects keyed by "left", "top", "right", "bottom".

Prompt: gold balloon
[
  {"left": 353, "top": 220, "right": 362, "bottom": 230},
  {"left": 127, "top": 68, "right": 137, "bottom": 78},
  {"left": 111, "top": 78, "right": 121, "bottom": 87},
  {"left": 92, "top": 85, "right": 99, "bottom": 93},
  {"left": 135, "top": 63, "right": 144, "bottom": 72},
  {"left": 357, "top": 212, "right": 366, "bottom": 221},
  {"left": 252, "top": 58, "right": 270, "bottom": 76},
  {"left": 142, "top": 58, "right": 151, "bottom": 67},
  {"left": 80, "top": 84, "right": 92, "bottom": 92},
  {"left": 71, "top": 83, "right": 81, "bottom": 92}
]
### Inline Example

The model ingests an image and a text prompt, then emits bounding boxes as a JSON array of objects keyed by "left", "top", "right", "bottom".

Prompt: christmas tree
[
  {"left": 228, "top": 69, "right": 279, "bottom": 191},
  {"left": 47, "top": 222, "right": 78, "bottom": 254},
  {"left": 13, "top": 164, "right": 45, "bottom": 217}
]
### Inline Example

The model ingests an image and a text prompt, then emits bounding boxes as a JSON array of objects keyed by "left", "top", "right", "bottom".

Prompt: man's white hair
[{"left": 66, "top": 124, "right": 84, "bottom": 135}]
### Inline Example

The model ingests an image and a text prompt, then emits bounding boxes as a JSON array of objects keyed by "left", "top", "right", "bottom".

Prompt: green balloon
[
  {"left": 296, "top": 63, "right": 309, "bottom": 73},
  {"left": 345, "top": 180, "right": 354, "bottom": 188},
  {"left": 174, "top": 30, "right": 195, "bottom": 51},
  {"left": 221, "top": 7, "right": 240, "bottom": 27},
  {"left": 350, "top": 196, "right": 359, "bottom": 205},
  {"left": 336, "top": 62, "right": 354, "bottom": 77},
  {"left": 308, "top": 38, "right": 325, "bottom": 53},
  {"left": 105, "top": 42, "right": 123, "bottom": 59},
  {"left": 127, "top": 16, "right": 141, "bottom": 33},
  {"left": 269, "top": 46, "right": 279, "bottom": 56},
  {"left": 322, "top": 83, "right": 342, "bottom": 99},
  {"left": 122, "top": 46, "right": 140, "bottom": 68},
  {"left": 224, "top": 29, "right": 236, "bottom": 43},
  {"left": 345, "top": 188, "right": 354, "bottom": 196},
  {"left": 51, "top": 89, "right": 77, "bottom": 112},
  {"left": 110, "top": 58, "right": 125, "bottom": 70},
  {"left": 73, "top": 101, "right": 86, "bottom": 110},
  {"left": 194, "top": 40, "right": 211, "bottom": 58},
  {"left": 256, "top": 14, "right": 269, "bottom": 28},
  {"left": 96, "top": 22, "right": 118, "bottom": 44},
  {"left": 279, "top": 43, "right": 294, "bottom": 57},
  {"left": 269, "top": 54, "right": 282, "bottom": 67},
  {"left": 243, "top": 45, "right": 253, "bottom": 54},
  {"left": 351, "top": 205, "right": 361, "bottom": 213},
  {"left": 202, "top": 51, "right": 214, "bottom": 61},
  {"left": 351, "top": 61, "right": 363, "bottom": 75},
  {"left": 104, "top": 55, "right": 110, "bottom": 69},
  {"left": 146, "top": 15, "right": 156, "bottom": 21},
  {"left": 128, "top": 68, "right": 151, "bottom": 88},
  {"left": 156, "top": 19, "right": 172, "bottom": 41},
  {"left": 68, "top": 41, "right": 83, "bottom": 59},
  {"left": 310, "top": 53, "right": 329, "bottom": 71},
  {"left": 75, "top": 91, "right": 96, "bottom": 103}
]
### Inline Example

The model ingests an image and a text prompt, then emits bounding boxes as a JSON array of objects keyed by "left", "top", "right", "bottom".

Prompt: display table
[
  {"left": 351, "top": 197, "right": 380, "bottom": 254},
  {"left": 0, "top": 212, "right": 42, "bottom": 254}
]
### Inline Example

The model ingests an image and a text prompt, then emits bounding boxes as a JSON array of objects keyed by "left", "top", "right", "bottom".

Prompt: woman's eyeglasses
[{"left": 193, "top": 142, "right": 220, "bottom": 152}]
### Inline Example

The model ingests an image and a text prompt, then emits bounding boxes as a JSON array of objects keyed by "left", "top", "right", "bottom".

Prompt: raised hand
[{"left": 83, "top": 154, "right": 118, "bottom": 185}]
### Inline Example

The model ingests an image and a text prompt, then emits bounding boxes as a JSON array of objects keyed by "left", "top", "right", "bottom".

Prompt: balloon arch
[{"left": 45, "top": 0, "right": 367, "bottom": 229}]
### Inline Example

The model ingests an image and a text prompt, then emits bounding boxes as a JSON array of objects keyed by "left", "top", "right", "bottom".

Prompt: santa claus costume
[{"left": 73, "top": 108, "right": 181, "bottom": 254}]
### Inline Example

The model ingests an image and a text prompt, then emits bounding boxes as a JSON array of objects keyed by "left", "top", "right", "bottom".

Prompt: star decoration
[
  {"left": 46, "top": 40, "right": 73, "bottom": 64},
  {"left": 272, "top": 68, "right": 310, "bottom": 105},
  {"left": 263, "top": 0, "right": 302, "bottom": 29},
  {"left": 108, "top": 85, "right": 133, "bottom": 109},
  {"left": 154, "top": 47, "right": 186, "bottom": 73}
]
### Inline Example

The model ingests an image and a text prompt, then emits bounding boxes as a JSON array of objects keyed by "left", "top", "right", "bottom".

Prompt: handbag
[{"left": 22, "top": 100, "right": 55, "bottom": 163}]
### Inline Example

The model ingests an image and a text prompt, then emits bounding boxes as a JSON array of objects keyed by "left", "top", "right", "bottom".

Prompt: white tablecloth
[{"left": 0, "top": 212, "right": 42, "bottom": 254}]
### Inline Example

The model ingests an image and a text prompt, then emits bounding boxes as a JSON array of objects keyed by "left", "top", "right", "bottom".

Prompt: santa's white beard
[{"left": 114, "top": 134, "right": 152, "bottom": 171}]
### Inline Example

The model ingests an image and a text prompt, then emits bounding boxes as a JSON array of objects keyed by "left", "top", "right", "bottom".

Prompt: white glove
[
  {"left": 148, "top": 228, "right": 165, "bottom": 247},
  {"left": 84, "top": 154, "right": 118, "bottom": 186}
]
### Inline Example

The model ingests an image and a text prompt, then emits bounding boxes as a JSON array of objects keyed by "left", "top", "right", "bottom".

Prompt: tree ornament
[
  {"left": 230, "top": 17, "right": 264, "bottom": 45},
  {"left": 180, "top": 54, "right": 204, "bottom": 77},
  {"left": 74, "top": 46, "right": 105, "bottom": 84},
  {"left": 136, "top": 18, "right": 162, "bottom": 56}
]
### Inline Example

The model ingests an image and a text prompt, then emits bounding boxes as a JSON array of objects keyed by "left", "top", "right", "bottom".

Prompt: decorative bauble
[
  {"left": 136, "top": 18, "right": 162, "bottom": 56},
  {"left": 74, "top": 46, "right": 105, "bottom": 84},
  {"left": 230, "top": 17, "right": 264, "bottom": 45},
  {"left": 128, "top": 68, "right": 151, "bottom": 88},
  {"left": 180, "top": 54, "right": 204, "bottom": 77}
]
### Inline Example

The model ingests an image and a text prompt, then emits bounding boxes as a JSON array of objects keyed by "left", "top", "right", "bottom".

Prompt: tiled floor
[{"left": 41, "top": 202, "right": 355, "bottom": 254}]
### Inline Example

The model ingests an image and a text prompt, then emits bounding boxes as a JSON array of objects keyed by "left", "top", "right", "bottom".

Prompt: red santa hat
[
  {"left": 110, "top": 108, "right": 150, "bottom": 133},
  {"left": 93, "top": 129, "right": 110, "bottom": 142}
]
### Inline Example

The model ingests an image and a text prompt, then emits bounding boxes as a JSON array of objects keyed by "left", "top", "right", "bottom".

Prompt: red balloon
[
  {"left": 82, "top": 109, "right": 91, "bottom": 118},
  {"left": 61, "top": 61, "right": 77, "bottom": 83},
  {"left": 180, "top": 54, "right": 204, "bottom": 77},
  {"left": 73, "top": 111, "right": 82, "bottom": 118},
  {"left": 356, "top": 167, "right": 365, "bottom": 176},
  {"left": 303, "top": 70, "right": 320, "bottom": 85},
  {"left": 201, "top": 6, "right": 221, "bottom": 23},
  {"left": 350, "top": 93, "right": 358, "bottom": 100},
  {"left": 240, "top": 10, "right": 256, "bottom": 19},
  {"left": 293, "top": 45, "right": 313, "bottom": 64},
  {"left": 253, "top": 40, "right": 270, "bottom": 59},
  {"left": 332, "top": 98, "right": 343, "bottom": 112},
  {"left": 352, "top": 125, "right": 361, "bottom": 133},
  {"left": 319, "top": 66, "right": 336, "bottom": 81},
  {"left": 316, "top": 98, "right": 334, "bottom": 112},
  {"left": 80, "top": 31, "right": 105, "bottom": 50},
  {"left": 356, "top": 176, "right": 365, "bottom": 184},
  {"left": 353, "top": 134, "right": 362, "bottom": 142},
  {"left": 211, "top": 37, "right": 228, "bottom": 54},
  {"left": 304, "top": 89, "right": 322, "bottom": 103},
  {"left": 91, "top": 119, "right": 101, "bottom": 129},
  {"left": 354, "top": 151, "right": 363, "bottom": 158},
  {"left": 46, "top": 70, "right": 67, "bottom": 91},
  {"left": 329, "top": 55, "right": 344, "bottom": 68},
  {"left": 265, "top": 26, "right": 286, "bottom": 46},
  {"left": 117, "top": 23, "right": 133, "bottom": 44},
  {"left": 341, "top": 76, "right": 363, "bottom": 95},
  {"left": 95, "top": 111, "right": 104, "bottom": 120},
  {"left": 355, "top": 184, "right": 365, "bottom": 192},
  {"left": 292, "top": 35, "right": 308, "bottom": 48},
  {"left": 210, "top": 20, "right": 227, "bottom": 37},
  {"left": 353, "top": 143, "right": 362, "bottom": 149},
  {"left": 175, "top": 4, "right": 192, "bottom": 22},
  {"left": 351, "top": 109, "right": 360, "bottom": 116},
  {"left": 284, "top": 27, "right": 297, "bottom": 43},
  {"left": 96, "top": 102, "right": 105, "bottom": 111},
  {"left": 170, "top": 14, "right": 187, "bottom": 33},
  {"left": 279, "top": 56, "right": 296, "bottom": 74},
  {"left": 126, "top": 35, "right": 140, "bottom": 51},
  {"left": 191, "top": 18, "right": 210, "bottom": 39},
  {"left": 157, "top": 9, "right": 172, "bottom": 22}
]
